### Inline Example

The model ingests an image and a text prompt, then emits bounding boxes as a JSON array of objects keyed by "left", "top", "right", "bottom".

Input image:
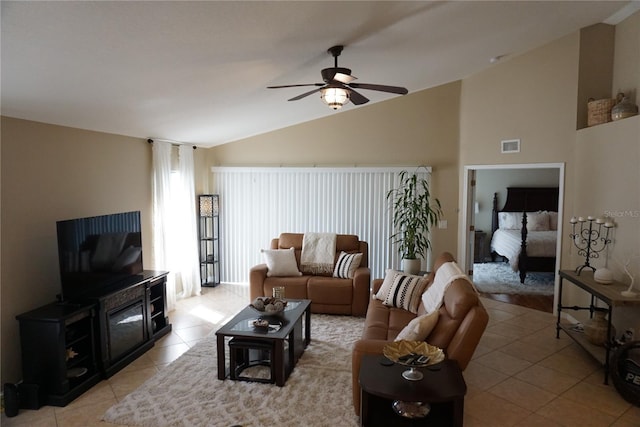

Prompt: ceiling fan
[{"left": 267, "top": 45, "right": 408, "bottom": 110}]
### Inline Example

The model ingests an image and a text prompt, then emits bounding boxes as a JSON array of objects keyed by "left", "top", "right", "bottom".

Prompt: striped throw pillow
[
  {"left": 333, "top": 251, "right": 363, "bottom": 279},
  {"left": 378, "top": 270, "right": 428, "bottom": 314}
]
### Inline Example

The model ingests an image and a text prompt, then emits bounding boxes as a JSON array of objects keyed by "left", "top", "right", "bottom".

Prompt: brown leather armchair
[
  {"left": 249, "top": 233, "right": 370, "bottom": 316},
  {"left": 351, "top": 252, "right": 488, "bottom": 415}
]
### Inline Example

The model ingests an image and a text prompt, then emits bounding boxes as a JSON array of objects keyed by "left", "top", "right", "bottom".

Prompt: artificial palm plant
[{"left": 387, "top": 168, "right": 442, "bottom": 272}]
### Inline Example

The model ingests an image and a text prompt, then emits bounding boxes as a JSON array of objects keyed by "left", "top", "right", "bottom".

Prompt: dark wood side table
[
  {"left": 474, "top": 230, "right": 488, "bottom": 263},
  {"left": 359, "top": 355, "right": 466, "bottom": 427}
]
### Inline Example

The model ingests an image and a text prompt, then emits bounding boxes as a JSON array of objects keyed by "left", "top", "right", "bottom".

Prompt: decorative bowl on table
[
  {"left": 250, "top": 297, "right": 288, "bottom": 315},
  {"left": 383, "top": 340, "right": 445, "bottom": 381}
]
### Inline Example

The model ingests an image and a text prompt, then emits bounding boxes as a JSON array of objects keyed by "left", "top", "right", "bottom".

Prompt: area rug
[
  {"left": 103, "top": 314, "right": 364, "bottom": 427},
  {"left": 472, "top": 262, "right": 555, "bottom": 295}
]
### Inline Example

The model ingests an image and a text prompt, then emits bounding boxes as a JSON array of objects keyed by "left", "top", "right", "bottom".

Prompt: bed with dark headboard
[{"left": 490, "top": 187, "right": 559, "bottom": 283}]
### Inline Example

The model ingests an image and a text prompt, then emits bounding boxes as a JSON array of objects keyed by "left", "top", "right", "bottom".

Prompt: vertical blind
[{"left": 211, "top": 166, "right": 430, "bottom": 283}]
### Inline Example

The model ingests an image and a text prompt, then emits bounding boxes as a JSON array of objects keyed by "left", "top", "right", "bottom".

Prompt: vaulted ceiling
[{"left": 1, "top": 1, "right": 635, "bottom": 147}]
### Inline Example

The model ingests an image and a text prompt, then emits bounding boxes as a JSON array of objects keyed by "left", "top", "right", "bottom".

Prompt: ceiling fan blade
[
  {"left": 348, "top": 88, "right": 369, "bottom": 105},
  {"left": 334, "top": 72, "right": 356, "bottom": 84},
  {"left": 321, "top": 67, "right": 352, "bottom": 83},
  {"left": 348, "top": 83, "right": 408, "bottom": 95},
  {"left": 288, "top": 86, "right": 325, "bottom": 101},
  {"left": 267, "top": 83, "right": 324, "bottom": 89}
]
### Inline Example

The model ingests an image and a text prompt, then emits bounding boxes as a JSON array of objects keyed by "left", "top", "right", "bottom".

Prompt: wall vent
[{"left": 501, "top": 139, "right": 521, "bottom": 153}]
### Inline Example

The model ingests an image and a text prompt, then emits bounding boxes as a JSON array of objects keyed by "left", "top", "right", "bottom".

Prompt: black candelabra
[{"left": 569, "top": 216, "right": 614, "bottom": 275}]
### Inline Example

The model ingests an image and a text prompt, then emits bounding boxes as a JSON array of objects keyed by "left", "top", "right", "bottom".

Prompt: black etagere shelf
[{"left": 198, "top": 194, "right": 220, "bottom": 287}]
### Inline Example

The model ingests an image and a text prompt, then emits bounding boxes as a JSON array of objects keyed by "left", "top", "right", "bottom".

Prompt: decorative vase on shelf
[
  {"left": 611, "top": 93, "right": 638, "bottom": 121},
  {"left": 584, "top": 311, "right": 615, "bottom": 346}
]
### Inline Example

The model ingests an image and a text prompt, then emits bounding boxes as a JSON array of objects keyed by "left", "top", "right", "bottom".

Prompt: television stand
[
  {"left": 16, "top": 271, "right": 170, "bottom": 407},
  {"left": 92, "top": 272, "right": 171, "bottom": 377}
]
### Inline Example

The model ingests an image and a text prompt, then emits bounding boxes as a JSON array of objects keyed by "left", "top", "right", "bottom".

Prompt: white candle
[
  {"left": 605, "top": 222, "right": 614, "bottom": 228},
  {"left": 596, "top": 218, "right": 604, "bottom": 224},
  {"left": 570, "top": 217, "right": 577, "bottom": 224},
  {"left": 587, "top": 216, "right": 594, "bottom": 221},
  {"left": 578, "top": 217, "right": 585, "bottom": 222}
]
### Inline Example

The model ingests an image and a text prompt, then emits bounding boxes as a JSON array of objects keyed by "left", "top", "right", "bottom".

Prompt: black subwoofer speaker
[{"left": 3, "top": 382, "right": 19, "bottom": 417}]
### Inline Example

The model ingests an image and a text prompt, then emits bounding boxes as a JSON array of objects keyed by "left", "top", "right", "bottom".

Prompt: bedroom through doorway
[{"left": 462, "top": 164, "right": 564, "bottom": 313}]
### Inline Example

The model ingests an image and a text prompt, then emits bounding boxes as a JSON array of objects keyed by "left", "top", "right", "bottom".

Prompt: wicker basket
[{"left": 587, "top": 98, "right": 616, "bottom": 127}]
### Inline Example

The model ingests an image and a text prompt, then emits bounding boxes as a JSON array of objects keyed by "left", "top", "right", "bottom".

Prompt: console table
[
  {"left": 359, "top": 355, "right": 466, "bottom": 427},
  {"left": 556, "top": 270, "right": 640, "bottom": 384}
]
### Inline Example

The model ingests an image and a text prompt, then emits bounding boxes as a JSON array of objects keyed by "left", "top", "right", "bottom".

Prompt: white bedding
[{"left": 490, "top": 229, "right": 557, "bottom": 271}]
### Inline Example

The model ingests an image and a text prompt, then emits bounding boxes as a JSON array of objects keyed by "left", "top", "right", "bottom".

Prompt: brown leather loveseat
[
  {"left": 351, "top": 252, "right": 488, "bottom": 415},
  {"left": 249, "top": 233, "right": 371, "bottom": 316}
]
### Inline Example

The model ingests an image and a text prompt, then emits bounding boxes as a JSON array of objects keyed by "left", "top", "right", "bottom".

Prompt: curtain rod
[{"left": 147, "top": 138, "right": 196, "bottom": 149}]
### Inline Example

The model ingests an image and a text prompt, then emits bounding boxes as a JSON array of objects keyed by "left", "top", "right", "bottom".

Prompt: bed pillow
[
  {"left": 526, "top": 211, "right": 550, "bottom": 231},
  {"left": 499, "top": 211, "right": 551, "bottom": 231},
  {"left": 498, "top": 212, "right": 520, "bottom": 230},
  {"left": 332, "top": 251, "right": 362, "bottom": 279},
  {"left": 395, "top": 310, "right": 440, "bottom": 341},
  {"left": 548, "top": 211, "right": 558, "bottom": 230},
  {"left": 375, "top": 270, "right": 428, "bottom": 314},
  {"left": 261, "top": 247, "right": 302, "bottom": 277}
]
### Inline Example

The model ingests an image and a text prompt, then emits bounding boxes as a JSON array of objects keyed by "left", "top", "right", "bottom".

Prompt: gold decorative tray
[{"left": 383, "top": 340, "right": 444, "bottom": 380}]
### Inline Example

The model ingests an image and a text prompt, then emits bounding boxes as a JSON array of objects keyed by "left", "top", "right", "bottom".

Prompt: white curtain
[
  {"left": 175, "top": 145, "right": 201, "bottom": 299},
  {"left": 151, "top": 141, "right": 176, "bottom": 310},
  {"left": 151, "top": 141, "right": 201, "bottom": 311}
]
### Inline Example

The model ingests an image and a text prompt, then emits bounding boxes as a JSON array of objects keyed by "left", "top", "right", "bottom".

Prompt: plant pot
[{"left": 402, "top": 258, "right": 421, "bottom": 275}]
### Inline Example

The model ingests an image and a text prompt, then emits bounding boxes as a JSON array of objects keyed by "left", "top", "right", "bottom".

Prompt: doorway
[{"left": 461, "top": 163, "right": 565, "bottom": 313}]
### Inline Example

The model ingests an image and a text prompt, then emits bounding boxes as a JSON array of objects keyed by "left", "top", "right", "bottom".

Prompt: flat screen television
[{"left": 56, "top": 211, "right": 143, "bottom": 302}]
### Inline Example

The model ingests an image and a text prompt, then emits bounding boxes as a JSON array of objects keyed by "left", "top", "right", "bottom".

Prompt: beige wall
[
  {"left": 194, "top": 147, "right": 212, "bottom": 195},
  {"left": 460, "top": 32, "right": 580, "bottom": 167},
  {"left": 1, "top": 117, "right": 152, "bottom": 384},
  {"left": 573, "top": 116, "right": 640, "bottom": 329},
  {"left": 612, "top": 11, "right": 640, "bottom": 105},
  {"left": 574, "top": 117, "right": 639, "bottom": 267},
  {"left": 209, "top": 81, "right": 462, "bottom": 256},
  {"left": 576, "top": 24, "right": 615, "bottom": 130}
]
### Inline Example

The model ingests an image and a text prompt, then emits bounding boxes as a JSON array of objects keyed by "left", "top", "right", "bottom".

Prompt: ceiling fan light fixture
[
  {"left": 320, "top": 87, "right": 350, "bottom": 110},
  {"left": 268, "top": 45, "right": 406, "bottom": 107}
]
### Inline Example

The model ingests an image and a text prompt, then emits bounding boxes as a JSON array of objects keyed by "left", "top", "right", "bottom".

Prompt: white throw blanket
[
  {"left": 301, "top": 232, "right": 336, "bottom": 274},
  {"left": 422, "top": 261, "right": 474, "bottom": 314}
]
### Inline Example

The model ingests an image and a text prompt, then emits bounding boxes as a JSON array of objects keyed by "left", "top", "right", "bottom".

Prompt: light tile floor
[{"left": 2, "top": 284, "right": 639, "bottom": 426}]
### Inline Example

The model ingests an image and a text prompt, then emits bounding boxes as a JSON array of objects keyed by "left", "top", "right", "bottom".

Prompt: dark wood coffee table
[
  {"left": 359, "top": 355, "right": 466, "bottom": 427},
  {"left": 215, "top": 299, "right": 311, "bottom": 386}
]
